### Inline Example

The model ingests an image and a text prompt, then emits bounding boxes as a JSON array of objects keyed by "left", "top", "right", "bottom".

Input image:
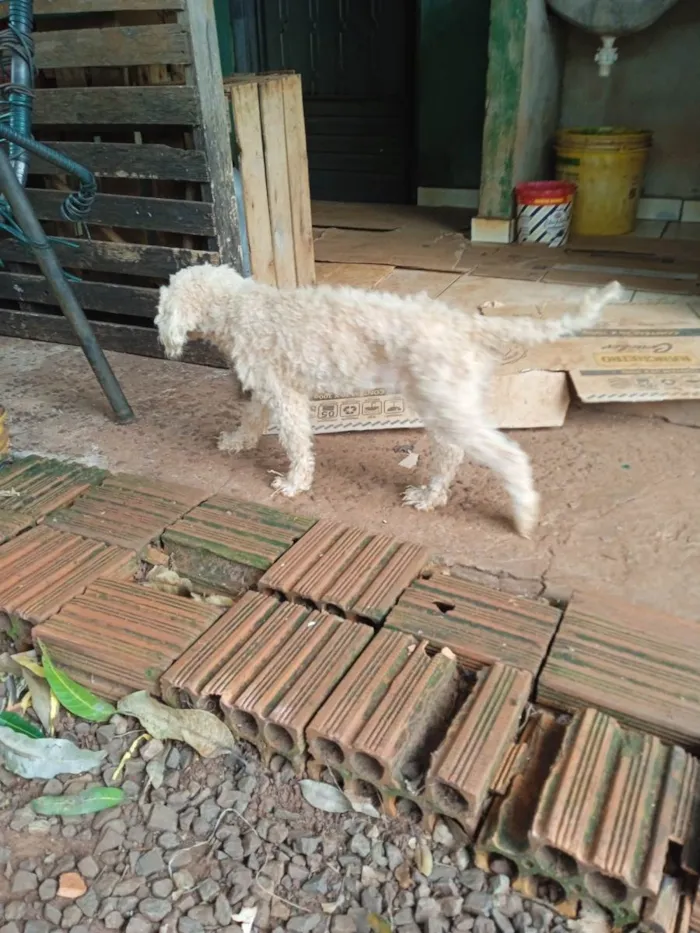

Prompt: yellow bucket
[{"left": 555, "top": 127, "right": 652, "bottom": 236}]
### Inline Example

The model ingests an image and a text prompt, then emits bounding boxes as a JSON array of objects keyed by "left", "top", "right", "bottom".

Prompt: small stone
[
  {"left": 38, "top": 878, "right": 58, "bottom": 901},
  {"left": 126, "top": 918, "right": 152, "bottom": 933},
  {"left": 350, "top": 835, "right": 371, "bottom": 859},
  {"left": 385, "top": 844, "right": 404, "bottom": 872},
  {"left": 287, "top": 915, "right": 323, "bottom": 933},
  {"left": 179, "top": 920, "right": 204, "bottom": 933},
  {"left": 159, "top": 832, "right": 181, "bottom": 850},
  {"left": 173, "top": 870, "right": 195, "bottom": 892},
  {"left": 4, "top": 904, "right": 25, "bottom": 922},
  {"left": 461, "top": 869, "right": 487, "bottom": 892},
  {"left": 465, "top": 892, "right": 492, "bottom": 917},
  {"left": 513, "top": 915, "right": 531, "bottom": 933},
  {"left": 11, "top": 869, "right": 38, "bottom": 895},
  {"left": 187, "top": 905, "right": 216, "bottom": 926},
  {"left": 529, "top": 905, "right": 553, "bottom": 932},
  {"left": 439, "top": 896, "right": 464, "bottom": 918},
  {"left": 415, "top": 898, "right": 441, "bottom": 923},
  {"left": 224, "top": 836, "right": 244, "bottom": 860},
  {"left": 361, "top": 888, "right": 383, "bottom": 914},
  {"left": 76, "top": 889, "right": 100, "bottom": 918},
  {"left": 331, "top": 917, "right": 357, "bottom": 933},
  {"left": 152, "top": 879, "right": 174, "bottom": 898},
  {"left": 495, "top": 894, "right": 523, "bottom": 919},
  {"left": 61, "top": 905, "right": 83, "bottom": 927},
  {"left": 141, "top": 738, "right": 165, "bottom": 761},
  {"left": 73, "top": 858, "right": 98, "bottom": 887},
  {"left": 295, "top": 837, "right": 321, "bottom": 856},
  {"left": 96, "top": 827, "right": 124, "bottom": 855},
  {"left": 140, "top": 898, "right": 172, "bottom": 922},
  {"left": 148, "top": 804, "right": 179, "bottom": 834},
  {"left": 426, "top": 919, "right": 449, "bottom": 933},
  {"left": 432, "top": 821, "right": 455, "bottom": 848},
  {"left": 198, "top": 878, "right": 220, "bottom": 903},
  {"left": 302, "top": 873, "right": 329, "bottom": 896},
  {"left": 474, "top": 919, "right": 496, "bottom": 933},
  {"left": 394, "top": 909, "right": 415, "bottom": 927},
  {"left": 25, "top": 921, "right": 50, "bottom": 933},
  {"left": 44, "top": 905, "right": 62, "bottom": 925},
  {"left": 490, "top": 859, "right": 516, "bottom": 879},
  {"left": 490, "top": 875, "right": 510, "bottom": 896},
  {"left": 455, "top": 848, "right": 470, "bottom": 871},
  {"left": 492, "top": 910, "right": 514, "bottom": 933},
  {"left": 214, "top": 894, "right": 233, "bottom": 927},
  {"left": 454, "top": 920, "right": 475, "bottom": 933},
  {"left": 57, "top": 871, "right": 87, "bottom": 899},
  {"left": 136, "top": 849, "right": 166, "bottom": 877},
  {"left": 105, "top": 911, "right": 125, "bottom": 930},
  {"left": 0, "top": 923, "right": 20, "bottom": 933}
]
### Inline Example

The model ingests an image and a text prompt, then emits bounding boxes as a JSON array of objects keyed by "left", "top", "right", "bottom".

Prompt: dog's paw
[
  {"left": 218, "top": 430, "right": 254, "bottom": 454},
  {"left": 271, "top": 475, "right": 305, "bottom": 498},
  {"left": 402, "top": 484, "right": 448, "bottom": 511}
]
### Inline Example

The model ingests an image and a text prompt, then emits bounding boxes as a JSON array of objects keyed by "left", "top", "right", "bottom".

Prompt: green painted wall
[
  {"left": 213, "top": 0, "right": 235, "bottom": 77},
  {"left": 417, "top": 0, "right": 490, "bottom": 190}
]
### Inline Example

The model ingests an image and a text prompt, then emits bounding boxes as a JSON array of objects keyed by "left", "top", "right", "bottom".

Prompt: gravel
[{"left": 0, "top": 709, "right": 572, "bottom": 933}]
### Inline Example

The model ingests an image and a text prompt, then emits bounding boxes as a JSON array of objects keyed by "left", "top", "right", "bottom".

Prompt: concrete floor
[{"left": 2, "top": 319, "right": 700, "bottom": 621}]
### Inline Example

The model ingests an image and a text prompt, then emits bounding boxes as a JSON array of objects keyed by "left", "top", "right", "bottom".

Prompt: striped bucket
[{"left": 515, "top": 181, "right": 576, "bottom": 247}]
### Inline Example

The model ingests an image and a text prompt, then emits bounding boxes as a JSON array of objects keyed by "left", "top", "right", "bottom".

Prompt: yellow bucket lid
[{"left": 556, "top": 127, "right": 652, "bottom": 149}]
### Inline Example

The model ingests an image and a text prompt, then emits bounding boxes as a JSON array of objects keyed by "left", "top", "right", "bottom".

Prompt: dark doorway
[{"left": 235, "top": 0, "right": 417, "bottom": 204}]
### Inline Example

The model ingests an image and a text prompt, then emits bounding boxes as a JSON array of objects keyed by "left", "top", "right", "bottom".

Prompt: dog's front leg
[
  {"left": 218, "top": 393, "right": 269, "bottom": 453},
  {"left": 269, "top": 391, "right": 315, "bottom": 498}
]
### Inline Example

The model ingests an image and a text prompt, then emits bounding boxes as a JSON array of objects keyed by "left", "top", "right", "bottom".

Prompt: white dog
[{"left": 155, "top": 264, "right": 622, "bottom": 536}]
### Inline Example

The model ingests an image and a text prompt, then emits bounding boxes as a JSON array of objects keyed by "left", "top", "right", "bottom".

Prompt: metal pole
[{"left": 0, "top": 146, "right": 134, "bottom": 423}]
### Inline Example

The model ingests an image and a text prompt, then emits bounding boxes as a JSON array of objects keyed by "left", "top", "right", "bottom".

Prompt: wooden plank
[
  {"left": 26, "top": 189, "right": 215, "bottom": 236},
  {"left": 0, "top": 239, "right": 218, "bottom": 278},
  {"left": 282, "top": 74, "right": 315, "bottom": 286},
  {"left": 0, "top": 308, "right": 226, "bottom": 367},
  {"left": 0, "top": 273, "right": 157, "bottom": 317},
  {"left": 31, "top": 142, "right": 209, "bottom": 182},
  {"left": 229, "top": 82, "right": 276, "bottom": 285},
  {"left": 1, "top": 0, "right": 185, "bottom": 13},
  {"left": 33, "top": 87, "right": 199, "bottom": 126},
  {"left": 182, "top": 0, "right": 243, "bottom": 269},
  {"left": 34, "top": 24, "right": 190, "bottom": 70},
  {"left": 259, "top": 77, "right": 296, "bottom": 287}
]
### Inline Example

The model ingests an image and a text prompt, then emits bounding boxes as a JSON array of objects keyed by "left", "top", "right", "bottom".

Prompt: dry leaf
[
  {"left": 22, "top": 667, "right": 53, "bottom": 735},
  {"left": 415, "top": 841, "right": 434, "bottom": 877},
  {"left": 117, "top": 691, "right": 236, "bottom": 758},
  {"left": 344, "top": 791, "right": 381, "bottom": 819},
  {"left": 0, "top": 727, "right": 105, "bottom": 779},
  {"left": 299, "top": 779, "right": 351, "bottom": 814},
  {"left": 368, "top": 914, "right": 393, "bottom": 933}
]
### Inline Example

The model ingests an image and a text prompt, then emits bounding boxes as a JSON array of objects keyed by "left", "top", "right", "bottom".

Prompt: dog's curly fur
[{"left": 155, "top": 264, "right": 622, "bottom": 536}]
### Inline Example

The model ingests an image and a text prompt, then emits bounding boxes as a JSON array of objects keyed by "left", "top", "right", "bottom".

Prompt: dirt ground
[{"left": 1, "top": 335, "right": 699, "bottom": 619}]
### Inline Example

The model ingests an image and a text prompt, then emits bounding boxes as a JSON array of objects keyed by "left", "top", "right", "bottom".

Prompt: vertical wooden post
[{"left": 182, "top": 0, "right": 243, "bottom": 271}]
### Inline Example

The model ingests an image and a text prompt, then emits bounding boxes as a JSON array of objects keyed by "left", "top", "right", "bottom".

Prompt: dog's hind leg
[
  {"left": 403, "top": 435, "right": 463, "bottom": 511},
  {"left": 218, "top": 395, "right": 269, "bottom": 453},
  {"left": 269, "top": 391, "right": 315, "bottom": 498}
]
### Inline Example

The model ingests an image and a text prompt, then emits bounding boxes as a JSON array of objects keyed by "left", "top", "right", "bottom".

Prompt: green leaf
[
  {"left": 0, "top": 711, "right": 44, "bottom": 738},
  {"left": 31, "top": 786, "right": 125, "bottom": 817},
  {"left": 38, "top": 642, "right": 116, "bottom": 723}
]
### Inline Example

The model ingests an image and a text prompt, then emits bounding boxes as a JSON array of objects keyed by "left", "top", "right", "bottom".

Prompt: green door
[{"left": 258, "top": 0, "right": 417, "bottom": 204}]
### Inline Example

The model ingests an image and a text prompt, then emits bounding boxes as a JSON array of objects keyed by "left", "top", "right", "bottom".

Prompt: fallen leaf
[
  {"left": 344, "top": 791, "right": 381, "bottom": 819},
  {"left": 0, "top": 710, "right": 43, "bottom": 738},
  {"left": 299, "top": 779, "right": 351, "bottom": 814},
  {"left": 368, "top": 914, "right": 393, "bottom": 933},
  {"left": 398, "top": 451, "right": 419, "bottom": 469},
  {"left": 22, "top": 667, "right": 53, "bottom": 735},
  {"left": 0, "top": 652, "right": 21, "bottom": 676},
  {"left": 0, "top": 726, "right": 105, "bottom": 779},
  {"left": 12, "top": 651, "right": 45, "bottom": 678},
  {"left": 322, "top": 901, "right": 342, "bottom": 915},
  {"left": 415, "top": 840, "right": 434, "bottom": 877},
  {"left": 57, "top": 872, "right": 87, "bottom": 899},
  {"left": 146, "top": 758, "right": 165, "bottom": 790},
  {"left": 39, "top": 643, "right": 116, "bottom": 723},
  {"left": 31, "top": 786, "right": 125, "bottom": 817},
  {"left": 232, "top": 905, "right": 258, "bottom": 933},
  {"left": 117, "top": 691, "right": 236, "bottom": 758}
]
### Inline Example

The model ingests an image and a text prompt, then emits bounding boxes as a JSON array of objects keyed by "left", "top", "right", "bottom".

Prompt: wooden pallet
[
  {"left": 226, "top": 73, "right": 315, "bottom": 288},
  {"left": 0, "top": 0, "right": 240, "bottom": 363}
]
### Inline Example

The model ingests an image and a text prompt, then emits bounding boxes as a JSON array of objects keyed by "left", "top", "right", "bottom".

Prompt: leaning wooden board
[{"left": 0, "top": 0, "right": 241, "bottom": 357}]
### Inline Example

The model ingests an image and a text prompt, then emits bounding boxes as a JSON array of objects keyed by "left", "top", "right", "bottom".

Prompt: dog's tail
[{"left": 471, "top": 280, "right": 623, "bottom": 347}]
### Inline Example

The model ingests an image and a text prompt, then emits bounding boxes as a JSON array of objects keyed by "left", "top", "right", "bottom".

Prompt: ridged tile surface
[
  {"left": 641, "top": 876, "right": 685, "bottom": 933},
  {"left": 386, "top": 574, "right": 561, "bottom": 674},
  {"left": 306, "top": 628, "right": 418, "bottom": 770},
  {"left": 199, "top": 602, "right": 371, "bottom": 763},
  {"left": 33, "top": 580, "right": 224, "bottom": 700},
  {"left": 161, "top": 591, "right": 282, "bottom": 708},
  {"left": 426, "top": 664, "right": 532, "bottom": 828},
  {"left": 163, "top": 495, "right": 316, "bottom": 595},
  {"left": 0, "top": 455, "right": 104, "bottom": 519},
  {"left": 530, "top": 708, "right": 698, "bottom": 915},
  {"left": 345, "top": 641, "right": 459, "bottom": 792},
  {"left": 0, "top": 526, "right": 134, "bottom": 625},
  {"left": 538, "top": 590, "right": 700, "bottom": 746},
  {"left": 0, "top": 510, "right": 33, "bottom": 544},
  {"left": 258, "top": 519, "right": 429, "bottom": 623},
  {"left": 48, "top": 473, "right": 205, "bottom": 552}
]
